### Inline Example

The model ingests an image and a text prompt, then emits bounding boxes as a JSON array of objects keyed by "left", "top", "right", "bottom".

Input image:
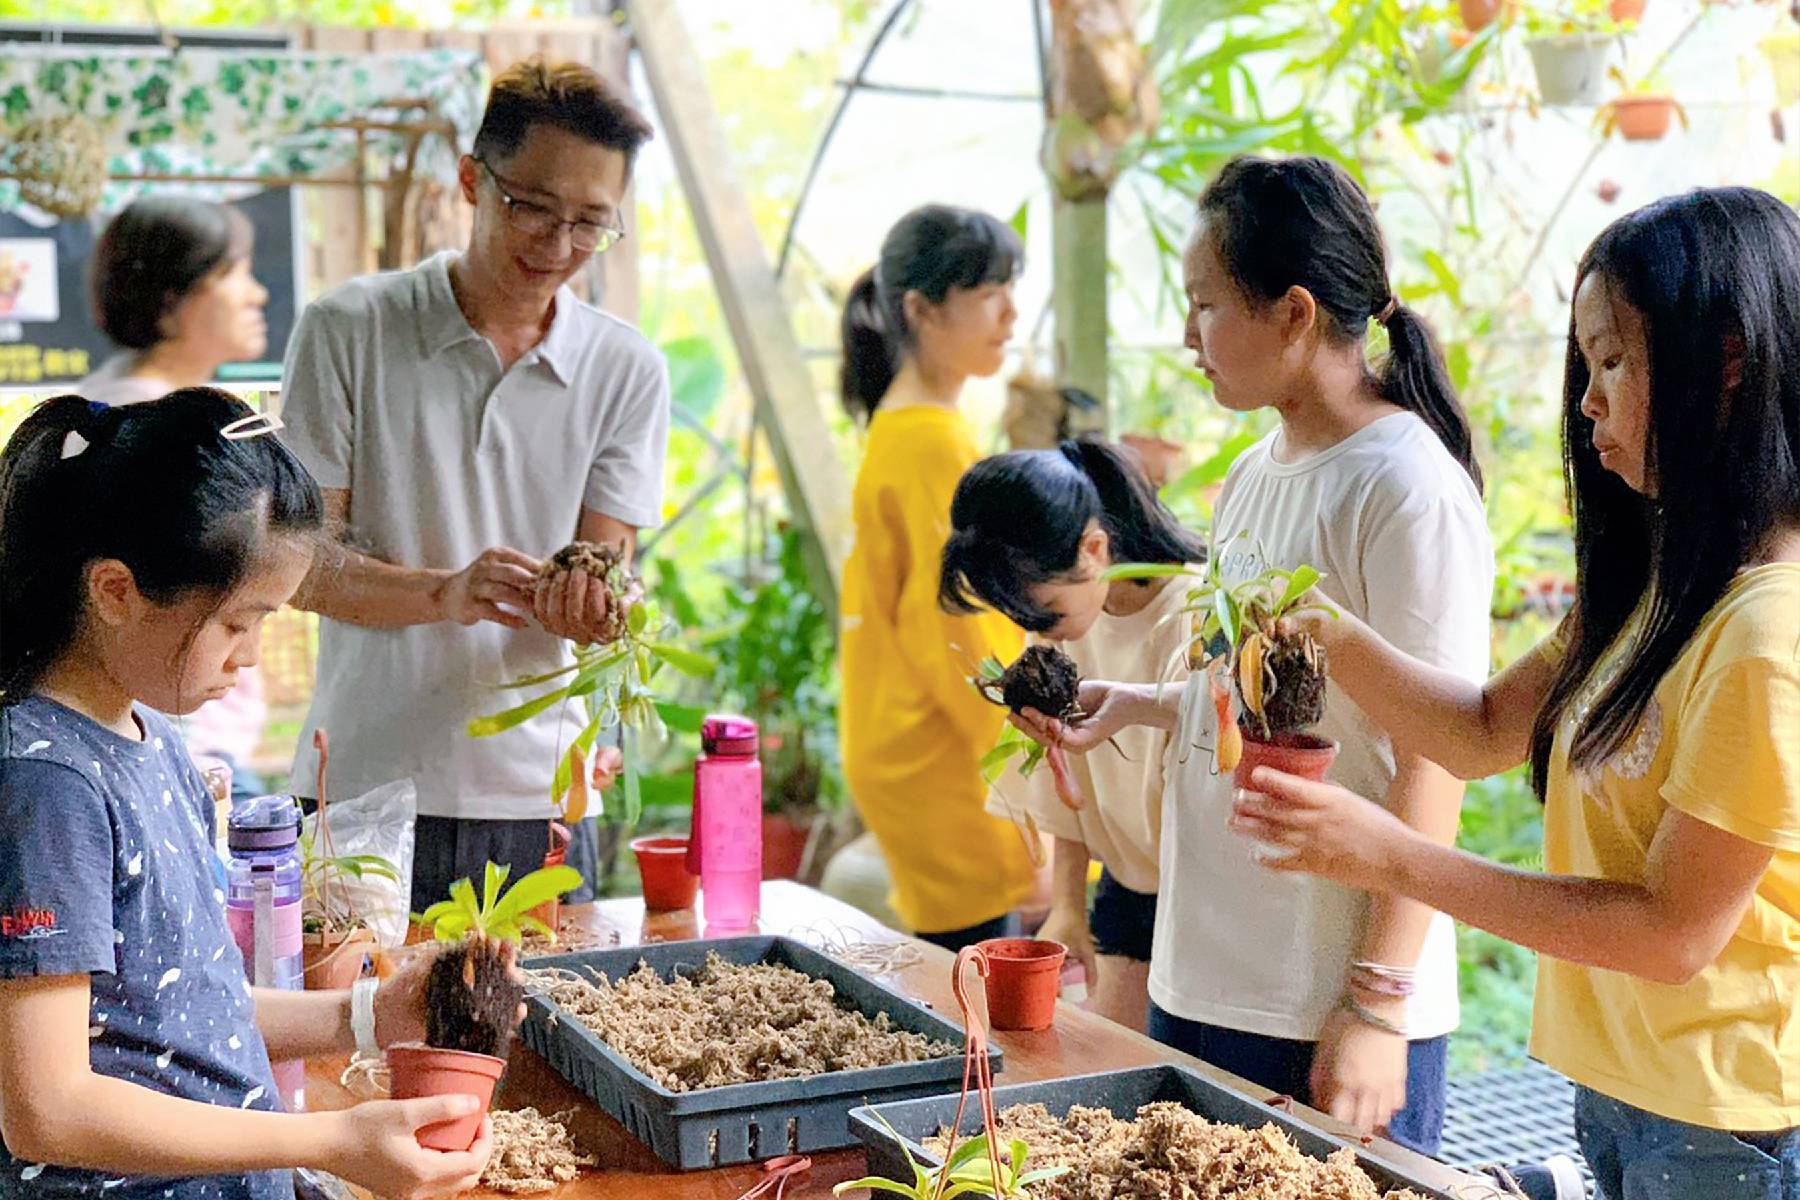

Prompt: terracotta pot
[
  {"left": 1118, "top": 433, "right": 1184, "bottom": 489},
  {"left": 1527, "top": 34, "right": 1613, "bottom": 105},
  {"left": 386, "top": 1042, "right": 505, "bottom": 1151},
  {"left": 1234, "top": 730, "right": 1340, "bottom": 787},
  {"left": 761, "top": 812, "right": 813, "bottom": 881},
  {"left": 975, "top": 938, "right": 1067, "bottom": 1032},
  {"left": 302, "top": 926, "right": 374, "bottom": 991},
  {"left": 1609, "top": 0, "right": 1646, "bottom": 19},
  {"left": 631, "top": 836, "right": 699, "bottom": 911},
  {"left": 1610, "top": 95, "right": 1678, "bottom": 141},
  {"left": 1457, "top": 0, "right": 1514, "bottom": 30}
]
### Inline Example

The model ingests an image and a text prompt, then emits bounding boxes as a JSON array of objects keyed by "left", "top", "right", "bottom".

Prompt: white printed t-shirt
[
  {"left": 1150, "top": 412, "right": 1492, "bottom": 1041},
  {"left": 279, "top": 251, "right": 670, "bottom": 820}
]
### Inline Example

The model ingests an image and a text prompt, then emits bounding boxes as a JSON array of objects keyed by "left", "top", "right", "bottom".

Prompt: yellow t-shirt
[
  {"left": 838, "top": 405, "right": 1034, "bottom": 934},
  {"left": 1532, "top": 563, "right": 1800, "bottom": 1130}
]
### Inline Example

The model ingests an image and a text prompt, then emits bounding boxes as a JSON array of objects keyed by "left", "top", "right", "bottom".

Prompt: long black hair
[
  {"left": 839, "top": 204, "right": 1023, "bottom": 421},
  {"left": 940, "top": 438, "right": 1208, "bottom": 632},
  {"left": 1198, "top": 155, "right": 1483, "bottom": 492},
  {"left": 90, "top": 197, "right": 253, "bottom": 351},
  {"left": 0, "top": 387, "right": 324, "bottom": 702},
  {"left": 1528, "top": 187, "right": 1800, "bottom": 796}
]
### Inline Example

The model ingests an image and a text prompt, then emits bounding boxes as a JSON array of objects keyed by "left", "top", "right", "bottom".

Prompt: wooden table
[{"left": 309, "top": 882, "right": 1481, "bottom": 1197}]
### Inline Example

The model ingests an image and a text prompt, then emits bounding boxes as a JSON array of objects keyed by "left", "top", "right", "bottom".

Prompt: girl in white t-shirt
[
  {"left": 940, "top": 437, "right": 1207, "bottom": 1031},
  {"left": 1019, "top": 155, "right": 1492, "bottom": 1155}
]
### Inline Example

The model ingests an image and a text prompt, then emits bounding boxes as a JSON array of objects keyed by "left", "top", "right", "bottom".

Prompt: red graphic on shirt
[{"left": 0, "top": 907, "right": 58, "bottom": 938}]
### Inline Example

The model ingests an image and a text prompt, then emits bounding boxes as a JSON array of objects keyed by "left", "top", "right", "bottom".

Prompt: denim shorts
[
  {"left": 1089, "top": 867, "right": 1157, "bottom": 962},
  {"left": 1575, "top": 1085, "right": 1800, "bottom": 1199}
]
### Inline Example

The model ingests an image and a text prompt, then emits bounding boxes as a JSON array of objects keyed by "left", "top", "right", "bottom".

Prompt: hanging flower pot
[
  {"left": 1765, "top": 31, "right": 1800, "bottom": 108},
  {"left": 1607, "top": 94, "right": 1685, "bottom": 140},
  {"left": 1118, "top": 433, "right": 1185, "bottom": 489},
  {"left": 1527, "top": 34, "right": 1614, "bottom": 105},
  {"left": 1458, "top": 0, "right": 1516, "bottom": 30},
  {"left": 1609, "top": 0, "right": 1647, "bottom": 20}
]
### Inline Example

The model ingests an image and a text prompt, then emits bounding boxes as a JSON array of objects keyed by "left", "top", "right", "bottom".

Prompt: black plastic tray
[
  {"left": 519, "top": 935, "right": 994, "bottom": 1170},
  {"left": 849, "top": 1063, "right": 1456, "bottom": 1198}
]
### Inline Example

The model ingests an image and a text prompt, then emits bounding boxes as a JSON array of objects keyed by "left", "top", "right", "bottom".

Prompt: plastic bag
[{"left": 303, "top": 778, "right": 415, "bottom": 949}]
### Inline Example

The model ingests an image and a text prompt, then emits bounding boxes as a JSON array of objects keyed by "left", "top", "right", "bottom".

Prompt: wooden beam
[{"left": 623, "top": 0, "right": 851, "bottom": 614}]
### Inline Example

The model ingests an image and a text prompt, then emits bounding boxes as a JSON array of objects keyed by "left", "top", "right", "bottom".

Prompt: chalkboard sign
[{"left": 0, "top": 186, "right": 299, "bottom": 388}]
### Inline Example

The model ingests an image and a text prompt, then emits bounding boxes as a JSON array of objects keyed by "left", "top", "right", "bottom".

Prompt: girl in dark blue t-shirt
[{"left": 0, "top": 391, "right": 491, "bottom": 1199}]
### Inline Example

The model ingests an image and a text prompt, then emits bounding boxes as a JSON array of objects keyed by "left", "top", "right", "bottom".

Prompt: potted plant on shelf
[
  {"left": 1601, "top": 66, "right": 1687, "bottom": 140},
  {"left": 1458, "top": 0, "right": 1518, "bottom": 31},
  {"left": 395, "top": 861, "right": 582, "bottom": 1151},
  {"left": 300, "top": 729, "right": 398, "bottom": 990},
  {"left": 1524, "top": 1, "right": 1626, "bottom": 106},
  {"left": 468, "top": 541, "right": 716, "bottom": 834}
]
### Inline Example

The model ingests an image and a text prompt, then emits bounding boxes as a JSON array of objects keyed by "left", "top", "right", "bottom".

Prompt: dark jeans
[
  {"left": 1147, "top": 1001, "right": 1449, "bottom": 1157},
  {"left": 1576, "top": 1085, "right": 1800, "bottom": 1199},
  {"left": 409, "top": 815, "right": 601, "bottom": 912},
  {"left": 916, "top": 911, "right": 1021, "bottom": 954}
]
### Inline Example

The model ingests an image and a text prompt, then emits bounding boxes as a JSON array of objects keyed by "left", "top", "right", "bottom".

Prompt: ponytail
[
  {"left": 940, "top": 437, "right": 1205, "bottom": 632},
  {"left": 839, "top": 205, "right": 1023, "bottom": 423},
  {"left": 1378, "top": 303, "right": 1483, "bottom": 493},
  {"left": 1200, "top": 154, "right": 1482, "bottom": 492},
  {"left": 839, "top": 268, "right": 895, "bottom": 422}
]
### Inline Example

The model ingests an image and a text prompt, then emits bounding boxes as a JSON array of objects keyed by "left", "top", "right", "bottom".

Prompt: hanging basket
[
  {"left": 3, "top": 113, "right": 107, "bottom": 219},
  {"left": 1527, "top": 34, "right": 1614, "bottom": 106}
]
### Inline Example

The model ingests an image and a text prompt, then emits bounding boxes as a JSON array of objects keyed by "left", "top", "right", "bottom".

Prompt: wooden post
[
  {"left": 623, "top": 0, "right": 851, "bottom": 615},
  {"left": 1053, "top": 194, "right": 1109, "bottom": 433}
]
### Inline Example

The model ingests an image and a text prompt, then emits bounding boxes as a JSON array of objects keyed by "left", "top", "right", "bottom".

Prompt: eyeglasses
[{"left": 476, "top": 158, "right": 625, "bottom": 254}]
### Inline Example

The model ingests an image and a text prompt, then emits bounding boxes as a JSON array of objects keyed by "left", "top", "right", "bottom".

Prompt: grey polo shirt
[{"left": 279, "top": 251, "right": 669, "bottom": 820}]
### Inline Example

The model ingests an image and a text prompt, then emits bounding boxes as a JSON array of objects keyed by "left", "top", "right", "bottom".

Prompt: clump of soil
[
  {"left": 537, "top": 540, "right": 632, "bottom": 644},
  {"left": 483, "top": 1108, "right": 597, "bottom": 1194},
  {"left": 525, "top": 952, "right": 956, "bottom": 1092},
  {"left": 923, "top": 1101, "right": 1431, "bottom": 1200},
  {"left": 425, "top": 936, "right": 527, "bottom": 1059},
  {"left": 1237, "top": 624, "right": 1328, "bottom": 739},
  {"left": 987, "top": 644, "right": 1082, "bottom": 719}
]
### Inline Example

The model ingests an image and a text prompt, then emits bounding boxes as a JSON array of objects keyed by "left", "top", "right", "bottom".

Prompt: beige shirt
[{"left": 983, "top": 573, "right": 1193, "bottom": 895}]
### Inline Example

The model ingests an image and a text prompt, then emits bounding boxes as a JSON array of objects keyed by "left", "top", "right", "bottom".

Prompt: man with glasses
[{"left": 279, "top": 60, "right": 669, "bottom": 909}]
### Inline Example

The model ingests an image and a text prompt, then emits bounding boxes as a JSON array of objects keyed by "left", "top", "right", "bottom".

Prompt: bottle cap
[
  {"left": 702, "top": 714, "right": 759, "bottom": 756},
  {"left": 227, "top": 794, "right": 301, "bottom": 852}
]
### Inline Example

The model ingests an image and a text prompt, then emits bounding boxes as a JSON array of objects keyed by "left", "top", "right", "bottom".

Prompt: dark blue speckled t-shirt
[{"left": 0, "top": 697, "right": 290, "bottom": 1200}]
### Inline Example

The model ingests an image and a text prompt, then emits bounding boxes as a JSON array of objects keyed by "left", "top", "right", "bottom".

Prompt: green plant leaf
[
  {"left": 1213, "top": 586, "right": 1239, "bottom": 650},
  {"left": 1100, "top": 561, "right": 1195, "bottom": 582},
  {"left": 1275, "top": 565, "right": 1323, "bottom": 614},
  {"left": 831, "top": 1179, "right": 927, "bottom": 1199},
  {"left": 467, "top": 687, "right": 567, "bottom": 737},
  {"left": 652, "top": 700, "right": 708, "bottom": 733},
  {"left": 1008, "top": 197, "right": 1029, "bottom": 241},
  {"left": 483, "top": 865, "right": 583, "bottom": 940},
  {"left": 645, "top": 642, "right": 717, "bottom": 676}
]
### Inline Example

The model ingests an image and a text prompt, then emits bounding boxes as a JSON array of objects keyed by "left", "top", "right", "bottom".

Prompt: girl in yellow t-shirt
[
  {"left": 1234, "top": 186, "right": 1800, "bottom": 1199},
  {"left": 837, "top": 205, "right": 1036, "bottom": 951}
]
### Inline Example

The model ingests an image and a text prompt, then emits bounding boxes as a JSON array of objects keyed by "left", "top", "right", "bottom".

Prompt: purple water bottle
[
  {"left": 225, "top": 795, "right": 306, "bottom": 1108},
  {"left": 687, "top": 716, "right": 763, "bottom": 933}
]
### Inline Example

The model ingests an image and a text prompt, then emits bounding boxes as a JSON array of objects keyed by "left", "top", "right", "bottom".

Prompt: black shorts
[{"left": 1089, "top": 867, "right": 1157, "bottom": 962}]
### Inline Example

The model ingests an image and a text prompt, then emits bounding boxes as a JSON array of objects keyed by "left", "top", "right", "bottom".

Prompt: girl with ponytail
[
  {"left": 940, "top": 438, "right": 1205, "bottom": 1030},
  {"left": 1013, "top": 155, "right": 1494, "bottom": 1155},
  {"left": 838, "top": 205, "right": 1037, "bottom": 952}
]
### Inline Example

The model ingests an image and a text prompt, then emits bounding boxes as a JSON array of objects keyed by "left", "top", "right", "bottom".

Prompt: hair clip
[
  {"left": 60, "top": 430, "right": 90, "bottom": 459},
  {"left": 221, "top": 413, "right": 285, "bottom": 441}
]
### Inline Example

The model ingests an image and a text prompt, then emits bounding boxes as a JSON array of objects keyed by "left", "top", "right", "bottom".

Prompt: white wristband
[{"left": 351, "top": 977, "right": 380, "bottom": 1056}]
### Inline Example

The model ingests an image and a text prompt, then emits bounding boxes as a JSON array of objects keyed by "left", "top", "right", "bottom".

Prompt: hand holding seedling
[
  {"left": 532, "top": 541, "right": 637, "bottom": 646},
  {"left": 326, "top": 1098, "right": 493, "bottom": 1198},
  {"left": 1228, "top": 768, "right": 1415, "bottom": 893},
  {"left": 438, "top": 546, "right": 541, "bottom": 630},
  {"left": 1009, "top": 679, "right": 1142, "bottom": 755}
]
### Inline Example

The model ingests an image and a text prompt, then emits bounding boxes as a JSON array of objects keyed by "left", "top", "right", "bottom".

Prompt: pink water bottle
[{"left": 687, "top": 715, "right": 762, "bottom": 932}]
